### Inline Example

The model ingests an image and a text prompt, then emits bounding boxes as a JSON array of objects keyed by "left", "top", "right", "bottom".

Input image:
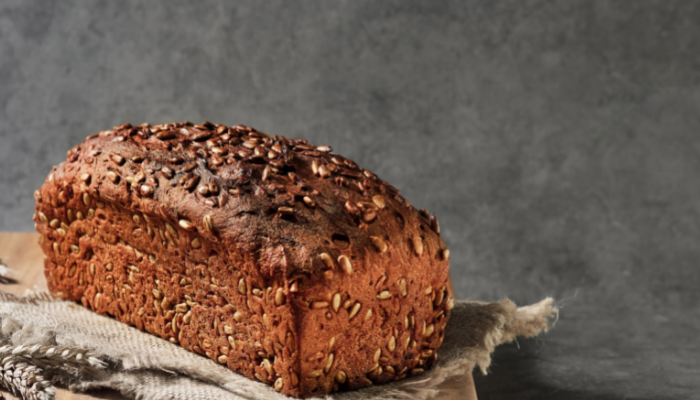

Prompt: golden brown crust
[{"left": 33, "top": 122, "right": 452, "bottom": 398}]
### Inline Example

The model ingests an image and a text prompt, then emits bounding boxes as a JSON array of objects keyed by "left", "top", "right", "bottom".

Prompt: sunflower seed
[
  {"left": 365, "top": 308, "right": 373, "bottom": 321},
  {"left": 398, "top": 278, "right": 407, "bottom": 297},
  {"left": 106, "top": 171, "right": 119, "bottom": 183},
  {"left": 218, "top": 355, "right": 228, "bottom": 364},
  {"left": 260, "top": 358, "right": 273, "bottom": 376},
  {"left": 242, "top": 140, "right": 257, "bottom": 149},
  {"left": 283, "top": 332, "right": 295, "bottom": 353},
  {"left": 193, "top": 130, "right": 212, "bottom": 142},
  {"left": 49, "top": 219, "right": 60, "bottom": 229},
  {"left": 318, "top": 164, "right": 330, "bottom": 178},
  {"left": 362, "top": 209, "right": 376, "bottom": 222},
  {"left": 446, "top": 297, "right": 455, "bottom": 310},
  {"left": 275, "top": 288, "right": 285, "bottom": 306},
  {"left": 320, "top": 253, "right": 334, "bottom": 268},
  {"left": 348, "top": 302, "right": 361, "bottom": 320},
  {"left": 423, "top": 323, "right": 435, "bottom": 338},
  {"left": 262, "top": 165, "right": 271, "bottom": 182},
  {"left": 308, "top": 369, "right": 323, "bottom": 378},
  {"left": 332, "top": 293, "right": 341, "bottom": 312},
  {"left": 335, "top": 370, "right": 347, "bottom": 384},
  {"left": 70, "top": 245, "right": 79, "bottom": 254},
  {"left": 285, "top": 369, "right": 298, "bottom": 386},
  {"left": 312, "top": 301, "right": 329, "bottom": 309},
  {"left": 201, "top": 215, "right": 216, "bottom": 236},
  {"left": 226, "top": 336, "right": 237, "bottom": 351},
  {"left": 303, "top": 196, "right": 316, "bottom": 207},
  {"left": 274, "top": 377, "right": 284, "bottom": 391},
  {"left": 233, "top": 311, "right": 243, "bottom": 322},
  {"left": 140, "top": 184, "right": 154, "bottom": 197},
  {"left": 338, "top": 255, "right": 352, "bottom": 274},
  {"left": 56, "top": 228, "right": 66, "bottom": 237},
  {"left": 156, "top": 130, "right": 175, "bottom": 140},
  {"left": 370, "top": 236, "right": 387, "bottom": 253},
  {"left": 163, "top": 224, "right": 177, "bottom": 239},
  {"left": 110, "top": 154, "right": 125, "bottom": 165},
  {"left": 184, "top": 175, "right": 200, "bottom": 191},
  {"left": 402, "top": 336, "right": 411, "bottom": 351},
  {"left": 160, "top": 167, "right": 174, "bottom": 179},
  {"left": 372, "top": 195, "right": 385, "bottom": 209},
  {"left": 388, "top": 336, "right": 396, "bottom": 352},
  {"left": 277, "top": 206, "right": 294, "bottom": 215},
  {"left": 38, "top": 211, "right": 48, "bottom": 224},
  {"left": 372, "top": 348, "right": 382, "bottom": 363},
  {"left": 411, "top": 368, "right": 424, "bottom": 376},
  {"left": 324, "top": 353, "right": 335, "bottom": 373},
  {"left": 161, "top": 297, "right": 171, "bottom": 310},
  {"left": 377, "top": 290, "right": 391, "bottom": 300},
  {"left": 412, "top": 234, "right": 423, "bottom": 256},
  {"left": 434, "top": 288, "right": 445, "bottom": 306},
  {"left": 344, "top": 201, "right": 359, "bottom": 216},
  {"left": 197, "top": 185, "right": 210, "bottom": 196},
  {"left": 441, "top": 249, "right": 450, "bottom": 261},
  {"left": 263, "top": 313, "right": 271, "bottom": 330},
  {"left": 238, "top": 278, "right": 246, "bottom": 295}
]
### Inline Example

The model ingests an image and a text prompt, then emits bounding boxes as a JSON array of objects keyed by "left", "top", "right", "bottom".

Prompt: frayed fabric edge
[{"left": 0, "top": 290, "right": 558, "bottom": 400}]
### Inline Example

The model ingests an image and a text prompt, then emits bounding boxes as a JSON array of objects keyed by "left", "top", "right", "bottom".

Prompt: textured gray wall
[{"left": 1, "top": 1, "right": 698, "bottom": 399}]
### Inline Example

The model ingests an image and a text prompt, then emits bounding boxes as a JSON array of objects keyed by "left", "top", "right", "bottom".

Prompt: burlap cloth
[{"left": 0, "top": 291, "right": 556, "bottom": 400}]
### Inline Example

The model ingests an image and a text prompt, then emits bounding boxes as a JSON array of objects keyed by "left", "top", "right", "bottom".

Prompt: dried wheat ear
[
  {"left": 34, "top": 121, "right": 452, "bottom": 398},
  {"left": 0, "top": 343, "right": 106, "bottom": 400}
]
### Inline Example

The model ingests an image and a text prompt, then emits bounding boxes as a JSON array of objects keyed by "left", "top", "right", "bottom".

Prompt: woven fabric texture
[{"left": 0, "top": 291, "right": 556, "bottom": 400}]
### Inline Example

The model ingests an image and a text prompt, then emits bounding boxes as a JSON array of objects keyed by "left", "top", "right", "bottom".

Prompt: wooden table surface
[{"left": 0, "top": 232, "right": 477, "bottom": 400}]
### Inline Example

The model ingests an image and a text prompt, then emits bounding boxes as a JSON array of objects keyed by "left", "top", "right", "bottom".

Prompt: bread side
[{"left": 33, "top": 122, "right": 452, "bottom": 398}]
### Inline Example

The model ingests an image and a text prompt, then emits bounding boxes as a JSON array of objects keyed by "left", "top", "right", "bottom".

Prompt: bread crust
[{"left": 33, "top": 122, "right": 452, "bottom": 397}]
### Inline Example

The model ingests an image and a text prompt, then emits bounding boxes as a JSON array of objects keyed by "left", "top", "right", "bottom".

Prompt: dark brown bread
[{"left": 33, "top": 122, "right": 453, "bottom": 398}]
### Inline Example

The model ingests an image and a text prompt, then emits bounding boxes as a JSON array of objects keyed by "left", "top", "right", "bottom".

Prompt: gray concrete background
[{"left": 1, "top": 1, "right": 698, "bottom": 399}]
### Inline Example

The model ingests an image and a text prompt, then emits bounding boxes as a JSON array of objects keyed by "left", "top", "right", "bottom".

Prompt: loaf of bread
[{"left": 33, "top": 122, "right": 453, "bottom": 398}]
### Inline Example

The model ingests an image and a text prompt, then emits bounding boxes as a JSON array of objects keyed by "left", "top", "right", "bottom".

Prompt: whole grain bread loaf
[{"left": 33, "top": 122, "right": 453, "bottom": 398}]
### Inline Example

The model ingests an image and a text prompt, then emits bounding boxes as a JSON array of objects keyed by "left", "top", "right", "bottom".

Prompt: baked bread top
[{"left": 58, "top": 122, "right": 449, "bottom": 289}]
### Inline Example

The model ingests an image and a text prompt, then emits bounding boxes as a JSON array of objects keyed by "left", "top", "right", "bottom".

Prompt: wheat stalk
[
  {"left": 0, "top": 343, "right": 106, "bottom": 400},
  {"left": 0, "top": 357, "right": 53, "bottom": 400}
]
